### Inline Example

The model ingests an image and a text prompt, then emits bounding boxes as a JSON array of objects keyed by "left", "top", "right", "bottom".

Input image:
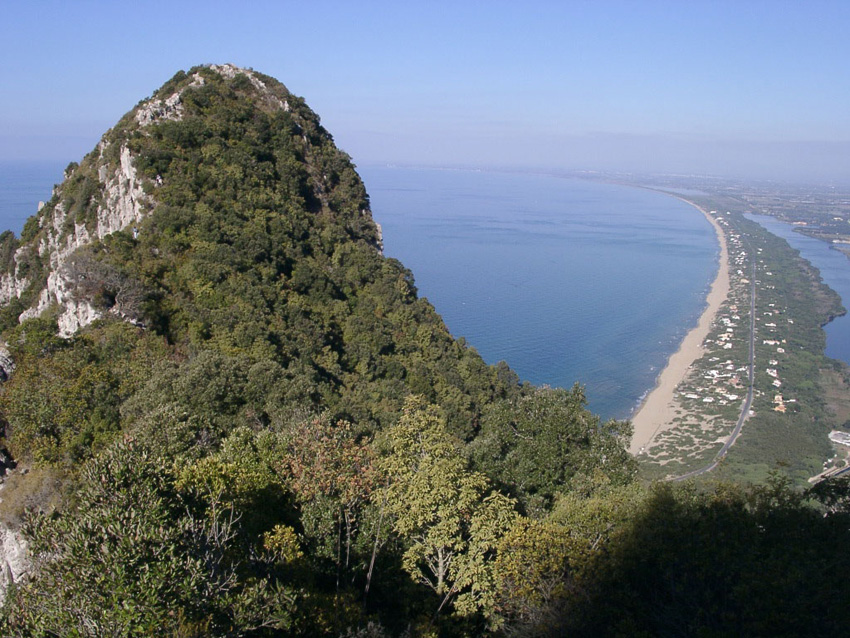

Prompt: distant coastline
[
  {"left": 630, "top": 197, "right": 730, "bottom": 454},
  {"left": 3, "top": 163, "right": 724, "bottom": 422}
]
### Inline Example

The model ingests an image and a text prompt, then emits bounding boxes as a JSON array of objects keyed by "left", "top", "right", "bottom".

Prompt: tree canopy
[{"left": 1, "top": 65, "right": 847, "bottom": 637}]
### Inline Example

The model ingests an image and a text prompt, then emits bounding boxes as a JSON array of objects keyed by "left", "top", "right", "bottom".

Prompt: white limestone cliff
[
  {"left": 0, "top": 65, "right": 287, "bottom": 338},
  {"left": 0, "top": 522, "right": 28, "bottom": 607},
  {"left": 13, "top": 138, "right": 152, "bottom": 336}
]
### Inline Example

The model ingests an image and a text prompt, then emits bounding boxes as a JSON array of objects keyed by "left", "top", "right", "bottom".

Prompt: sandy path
[{"left": 630, "top": 201, "right": 730, "bottom": 455}]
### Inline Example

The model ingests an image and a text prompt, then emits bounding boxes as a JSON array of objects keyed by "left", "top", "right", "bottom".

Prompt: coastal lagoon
[
  {"left": 0, "top": 162, "right": 719, "bottom": 420},
  {"left": 748, "top": 213, "right": 850, "bottom": 366},
  {"left": 362, "top": 167, "right": 718, "bottom": 419}
]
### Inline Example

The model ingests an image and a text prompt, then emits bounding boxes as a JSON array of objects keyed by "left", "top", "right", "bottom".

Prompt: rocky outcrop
[
  {"left": 0, "top": 521, "right": 28, "bottom": 607},
  {"left": 3, "top": 93, "right": 168, "bottom": 336},
  {"left": 0, "top": 345, "right": 15, "bottom": 382},
  {"left": 14, "top": 138, "right": 153, "bottom": 336},
  {"left": 0, "top": 254, "right": 32, "bottom": 308},
  {"left": 135, "top": 89, "right": 186, "bottom": 127},
  {"left": 0, "top": 63, "right": 374, "bottom": 340},
  {"left": 208, "top": 63, "right": 292, "bottom": 112}
]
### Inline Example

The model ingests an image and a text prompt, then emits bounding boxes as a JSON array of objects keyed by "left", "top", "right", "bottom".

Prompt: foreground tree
[
  {"left": 274, "top": 415, "right": 384, "bottom": 621},
  {"left": 492, "top": 518, "right": 580, "bottom": 634},
  {"left": 470, "top": 386, "right": 636, "bottom": 514},
  {"left": 2, "top": 441, "right": 295, "bottom": 637},
  {"left": 380, "top": 397, "right": 518, "bottom": 625}
]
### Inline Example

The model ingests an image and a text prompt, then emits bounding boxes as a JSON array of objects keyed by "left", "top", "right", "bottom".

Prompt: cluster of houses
[
  {"left": 681, "top": 352, "right": 745, "bottom": 408},
  {"left": 759, "top": 303, "right": 797, "bottom": 413},
  {"left": 676, "top": 214, "right": 750, "bottom": 410},
  {"left": 721, "top": 212, "right": 798, "bottom": 414},
  {"left": 677, "top": 212, "right": 799, "bottom": 416}
]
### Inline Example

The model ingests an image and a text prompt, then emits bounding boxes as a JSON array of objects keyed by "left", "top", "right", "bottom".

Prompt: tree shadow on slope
[{"left": 549, "top": 477, "right": 850, "bottom": 638}]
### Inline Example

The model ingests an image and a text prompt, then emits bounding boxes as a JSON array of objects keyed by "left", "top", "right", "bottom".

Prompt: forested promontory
[{"left": 0, "top": 65, "right": 847, "bottom": 637}]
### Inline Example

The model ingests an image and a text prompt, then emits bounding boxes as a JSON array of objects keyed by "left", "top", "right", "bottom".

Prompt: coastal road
[
  {"left": 671, "top": 259, "right": 757, "bottom": 482},
  {"left": 810, "top": 460, "right": 850, "bottom": 484}
]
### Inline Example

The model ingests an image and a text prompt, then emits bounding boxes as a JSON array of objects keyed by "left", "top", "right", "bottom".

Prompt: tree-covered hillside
[
  {"left": 0, "top": 64, "right": 525, "bottom": 448},
  {"left": 0, "top": 65, "right": 847, "bottom": 637}
]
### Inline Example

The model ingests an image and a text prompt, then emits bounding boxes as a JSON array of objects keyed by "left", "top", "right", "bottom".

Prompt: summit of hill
[{"left": 0, "top": 65, "right": 845, "bottom": 637}]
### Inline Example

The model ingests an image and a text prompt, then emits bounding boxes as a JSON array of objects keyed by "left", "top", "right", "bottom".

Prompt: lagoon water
[
  {"left": 747, "top": 213, "right": 850, "bottom": 366},
  {"left": 0, "top": 161, "right": 718, "bottom": 420},
  {"left": 361, "top": 167, "right": 718, "bottom": 419}
]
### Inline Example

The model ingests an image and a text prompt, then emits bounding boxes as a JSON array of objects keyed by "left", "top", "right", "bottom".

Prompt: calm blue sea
[
  {"left": 361, "top": 167, "right": 718, "bottom": 420},
  {"left": 0, "top": 161, "right": 66, "bottom": 235},
  {"left": 0, "top": 161, "right": 720, "bottom": 421},
  {"left": 747, "top": 214, "right": 850, "bottom": 366}
]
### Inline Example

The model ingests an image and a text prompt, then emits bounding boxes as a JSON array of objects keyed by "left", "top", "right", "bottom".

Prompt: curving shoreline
[{"left": 630, "top": 199, "right": 730, "bottom": 455}]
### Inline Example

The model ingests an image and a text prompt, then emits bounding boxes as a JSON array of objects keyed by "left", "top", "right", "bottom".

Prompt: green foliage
[
  {"left": 548, "top": 478, "right": 646, "bottom": 554},
  {"left": 806, "top": 474, "right": 850, "bottom": 515},
  {"left": 120, "top": 351, "right": 307, "bottom": 459},
  {"left": 492, "top": 518, "right": 581, "bottom": 633},
  {"left": 274, "top": 416, "right": 379, "bottom": 573},
  {"left": 175, "top": 426, "right": 293, "bottom": 541},
  {"left": 0, "top": 464, "right": 69, "bottom": 529},
  {"left": 61, "top": 163, "right": 104, "bottom": 230},
  {"left": 0, "top": 231, "right": 18, "bottom": 276},
  {"left": 380, "top": 397, "right": 518, "bottom": 622},
  {"left": 2, "top": 441, "right": 296, "bottom": 637},
  {"left": 263, "top": 524, "right": 304, "bottom": 564},
  {"left": 470, "top": 385, "right": 637, "bottom": 513},
  {"left": 0, "top": 319, "right": 159, "bottom": 465},
  {"left": 552, "top": 480, "right": 850, "bottom": 637}
]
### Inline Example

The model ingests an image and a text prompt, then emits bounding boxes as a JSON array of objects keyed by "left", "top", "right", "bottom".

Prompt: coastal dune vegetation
[
  {"left": 630, "top": 183, "right": 850, "bottom": 485},
  {"left": 0, "top": 65, "right": 847, "bottom": 636}
]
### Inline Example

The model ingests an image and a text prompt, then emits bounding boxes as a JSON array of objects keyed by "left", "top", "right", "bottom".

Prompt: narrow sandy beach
[{"left": 630, "top": 200, "right": 730, "bottom": 455}]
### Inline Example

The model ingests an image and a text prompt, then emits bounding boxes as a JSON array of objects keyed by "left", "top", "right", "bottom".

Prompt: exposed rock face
[
  {"left": 0, "top": 63, "right": 381, "bottom": 341},
  {"left": 208, "top": 64, "right": 292, "bottom": 112},
  {"left": 15, "top": 139, "right": 151, "bottom": 336},
  {"left": 135, "top": 89, "right": 186, "bottom": 127},
  {"left": 0, "top": 65, "right": 248, "bottom": 337},
  {"left": 0, "top": 345, "right": 15, "bottom": 381},
  {"left": 0, "top": 521, "right": 28, "bottom": 607},
  {"left": 0, "top": 264, "right": 30, "bottom": 307}
]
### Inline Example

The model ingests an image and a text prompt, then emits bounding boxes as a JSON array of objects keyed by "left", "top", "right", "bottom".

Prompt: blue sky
[{"left": 2, "top": 0, "right": 849, "bottom": 182}]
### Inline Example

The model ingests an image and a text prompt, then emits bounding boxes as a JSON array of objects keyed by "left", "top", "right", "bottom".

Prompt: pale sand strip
[{"left": 630, "top": 200, "right": 730, "bottom": 455}]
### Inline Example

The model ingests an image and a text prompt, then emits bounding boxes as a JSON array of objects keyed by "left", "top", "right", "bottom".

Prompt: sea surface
[
  {"left": 0, "top": 161, "right": 719, "bottom": 421},
  {"left": 0, "top": 161, "right": 66, "bottom": 235},
  {"left": 747, "top": 213, "right": 850, "bottom": 366},
  {"left": 361, "top": 167, "right": 718, "bottom": 419}
]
